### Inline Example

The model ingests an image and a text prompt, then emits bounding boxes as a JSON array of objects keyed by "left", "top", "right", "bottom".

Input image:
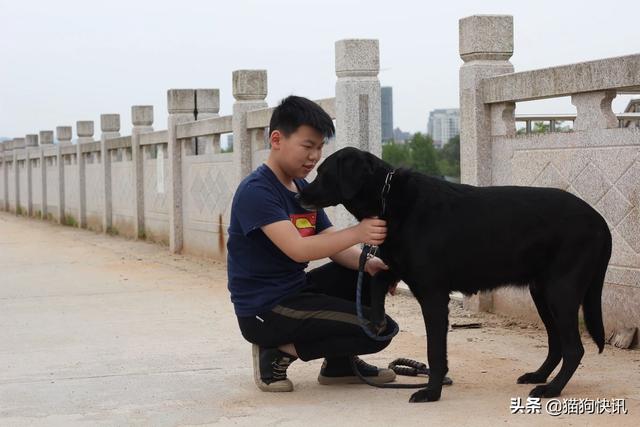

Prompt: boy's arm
[
  {"left": 322, "top": 227, "right": 391, "bottom": 278},
  {"left": 261, "top": 218, "right": 385, "bottom": 263},
  {"left": 322, "top": 226, "right": 361, "bottom": 270}
]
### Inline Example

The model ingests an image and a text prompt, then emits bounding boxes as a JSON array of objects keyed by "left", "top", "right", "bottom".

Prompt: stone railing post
[
  {"left": 77, "top": 120, "right": 95, "bottom": 228},
  {"left": 196, "top": 89, "right": 220, "bottom": 154},
  {"left": 25, "top": 134, "right": 38, "bottom": 217},
  {"left": 39, "top": 130, "right": 54, "bottom": 219},
  {"left": 167, "top": 89, "right": 195, "bottom": 253},
  {"left": 459, "top": 15, "right": 514, "bottom": 312},
  {"left": 459, "top": 15, "right": 514, "bottom": 186},
  {"left": 571, "top": 90, "right": 618, "bottom": 131},
  {"left": 334, "top": 39, "right": 382, "bottom": 230},
  {"left": 335, "top": 39, "right": 382, "bottom": 155},
  {"left": 6, "top": 140, "right": 13, "bottom": 211},
  {"left": 56, "top": 126, "right": 72, "bottom": 224},
  {"left": 131, "top": 105, "right": 154, "bottom": 239},
  {"left": 232, "top": 70, "right": 268, "bottom": 187},
  {"left": 13, "top": 138, "right": 25, "bottom": 215},
  {"left": 100, "top": 114, "right": 120, "bottom": 233},
  {"left": 1, "top": 140, "right": 8, "bottom": 211}
]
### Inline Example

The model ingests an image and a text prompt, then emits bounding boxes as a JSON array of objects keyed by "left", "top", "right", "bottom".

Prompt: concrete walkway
[{"left": 1, "top": 211, "right": 638, "bottom": 426}]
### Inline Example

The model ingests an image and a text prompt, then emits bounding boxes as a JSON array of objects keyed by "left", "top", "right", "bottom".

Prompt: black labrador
[{"left": 298, "top": 147, "right": 612, "bottom": 403}]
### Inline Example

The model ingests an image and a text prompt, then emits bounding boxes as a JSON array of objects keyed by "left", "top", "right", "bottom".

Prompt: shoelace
[{"left": 272, "top": 357, "right": 293, "bottom": 380}]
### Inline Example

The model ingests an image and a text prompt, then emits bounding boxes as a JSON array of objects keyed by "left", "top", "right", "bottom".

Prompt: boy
[{"left": 227, "top": 95, "right": 398, "bottom": 392}]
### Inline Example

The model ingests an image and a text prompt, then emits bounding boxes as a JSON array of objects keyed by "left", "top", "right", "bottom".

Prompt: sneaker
[
  {"left": 317, "top": 356, "right": 396, "bottom": 385},
  {"left": 252, "top": 344, "right": 297, "bottom": 392}
]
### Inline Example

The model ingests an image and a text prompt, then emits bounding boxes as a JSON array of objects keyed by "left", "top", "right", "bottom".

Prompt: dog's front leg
[{"left": 410, "top": 292, "right": 450, "bottom": 403}]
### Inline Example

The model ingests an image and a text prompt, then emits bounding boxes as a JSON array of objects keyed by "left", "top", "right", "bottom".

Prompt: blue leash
[{"left": 355, "top": 244, "right": 399, "bottom": 341}]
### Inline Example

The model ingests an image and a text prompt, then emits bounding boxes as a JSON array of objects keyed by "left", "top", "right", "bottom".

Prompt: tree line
[{"left": 382, "top": 133, "right": 460, "bottom": 180}]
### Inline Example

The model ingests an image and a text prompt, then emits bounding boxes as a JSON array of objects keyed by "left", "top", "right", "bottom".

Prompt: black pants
[{"left": 237, "top": 262, "right": 397, "bottom": 362}]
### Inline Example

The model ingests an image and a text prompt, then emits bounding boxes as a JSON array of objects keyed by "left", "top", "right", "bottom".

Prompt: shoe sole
[
  {"left": 252, "top": 344, "right": 294, "bottom": 392},
  {"left": 318, "top": 369, "right": 396, "bottom": 385}
]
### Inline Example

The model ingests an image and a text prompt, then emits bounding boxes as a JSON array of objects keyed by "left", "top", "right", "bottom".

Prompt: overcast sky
[{"left": 1, "top": 0, "right": 639, "bottom": 138}]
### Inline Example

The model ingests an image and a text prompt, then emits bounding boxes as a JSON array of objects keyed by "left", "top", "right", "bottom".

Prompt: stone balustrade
[
  {"left": 0, "top": 39, "right": 380, "bottom": 260},
  {"left": 459, "top": 15, "right": 640, "bottom": 345}
]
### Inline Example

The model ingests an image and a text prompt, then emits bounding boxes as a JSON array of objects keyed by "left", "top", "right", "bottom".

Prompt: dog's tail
[{"left": 582, "top": 226, "right": 612, "bottom": 354}]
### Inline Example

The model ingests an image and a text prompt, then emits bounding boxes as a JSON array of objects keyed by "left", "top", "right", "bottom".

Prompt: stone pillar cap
[
  {"left": 13, "top": 137, "right": 26, "bottom": 149},
  {"left": 195, "top": 89, "right": 220, "bottom": 114},
  {"left": 232, "top": 70, "right": 267, "bottom": 101},
  {"left": 132, "top": 105, "right": 154, "bottom": 126},
  {"left": 25, "top": 134, "right": 39, "bottom": 147},
  {"left": 459, "top": 15, "right": 513, "bottom": 62},
  {"left": 100, "top": 115, "right": 120, "bottom": 132},
  {"left": 76, "top": 120, "right": 95, "bottom": 137},
  {"left": 39, "top": 130, "right": 54, "bottom": 144},
  {"left": 56, "top": 126, "right": 73, "bottom": 141},
  {"left": 335, "top": 39, "right": 379, "bottom": 77},
  {"left": 167, "top": 89, "right": 195, "bottom": 114}
]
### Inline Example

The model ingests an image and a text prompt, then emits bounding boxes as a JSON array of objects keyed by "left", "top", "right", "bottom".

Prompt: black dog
[{"left": 299, "top": 147, "right": 612, "bottom": 403}]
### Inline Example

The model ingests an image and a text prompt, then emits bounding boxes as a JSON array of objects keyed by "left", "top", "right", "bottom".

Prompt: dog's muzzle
[{"left": 295, "top": 194, "right": 319, "bottom": 211}]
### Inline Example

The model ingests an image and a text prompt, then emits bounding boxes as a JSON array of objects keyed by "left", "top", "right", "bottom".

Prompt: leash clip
[{"left": 366, "top": 244, "right": 378, "bottom": 259}]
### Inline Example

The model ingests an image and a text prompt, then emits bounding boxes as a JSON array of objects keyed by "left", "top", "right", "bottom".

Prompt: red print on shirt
[{"left": 289, "top": 212, "right": 317, "bottom": 237}]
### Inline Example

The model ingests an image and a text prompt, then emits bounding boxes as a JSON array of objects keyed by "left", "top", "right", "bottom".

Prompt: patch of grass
[
  {"left": 138, "top": 230, "right": 147, "bottom": 240},
  {"left": 46, "top": 212, "right": 53, "bottom": 221},
  {"left": 16, "top": 206, "right": 24, "bottom": 216},
  {"left": 106, "top": 226, "right": 119, "bottom": 236},
  {"left": 35, "top": 210, "right": 42, "bottom": 219},
  {"left": 62, "top": 214, "right": 78, "bottom": 227}
]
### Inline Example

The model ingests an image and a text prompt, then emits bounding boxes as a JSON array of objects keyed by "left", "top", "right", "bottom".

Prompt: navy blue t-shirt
[{"left": 227, "top": 164, "right": 333, "bottom": 317}]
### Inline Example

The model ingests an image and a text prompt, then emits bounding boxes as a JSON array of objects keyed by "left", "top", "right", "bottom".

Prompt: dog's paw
[
  {"left": 409, "top": 387, "right": 441, "bottom": 403},
  {"left": 529, "top": 384, "right": 561, "bottom": 398},
  {"left": 517, "top": 372, "right": 548, "bottom": 384}
]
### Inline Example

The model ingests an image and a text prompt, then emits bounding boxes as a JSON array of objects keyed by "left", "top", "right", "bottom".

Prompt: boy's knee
[{"left": 368, "top": 315, "right": 398, "bottom": 352}]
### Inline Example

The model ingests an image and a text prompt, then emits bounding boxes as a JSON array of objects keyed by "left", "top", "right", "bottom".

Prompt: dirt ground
[{"left": 1, "top": 211, "right": 638, "bottom": 426}]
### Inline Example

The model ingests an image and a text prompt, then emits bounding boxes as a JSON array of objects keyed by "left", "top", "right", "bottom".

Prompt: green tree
[
  {"left": 382, "top": 132, "right": 461, "bottom": 179},
  {"left": 382, "top": 142, "right": 411, "bottom": 168},
  {"left": 517, "top": 121, "right": 570, "bottom": 135},
  {"left": 409, "top": 132, "right": 441, "bottom": 176},
  {"left": 221, "top": 139, "right": 233, "bottom": 153},
  {"left": 437, "top": 134, "right": 460, "bottom": 178}
]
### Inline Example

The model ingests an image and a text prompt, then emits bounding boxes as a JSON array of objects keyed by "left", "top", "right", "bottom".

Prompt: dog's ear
[{"left": 337, "top": 149, "right": 373, "bottom": 200}]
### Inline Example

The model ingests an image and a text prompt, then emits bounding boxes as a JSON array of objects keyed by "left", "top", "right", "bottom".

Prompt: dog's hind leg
[
  {"left": 528, "top": 283, "right": 584, "bottom": 398},
  {"left": 517, "top": 283, "right": 562, "bottom": 384}
]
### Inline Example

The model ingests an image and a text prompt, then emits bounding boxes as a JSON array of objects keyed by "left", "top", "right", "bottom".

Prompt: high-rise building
[
  {"left": 381, "top": 87, "right": 394, "bottom": 142},
  {"left": 427, "top": 108, "right": 459, "bottom": 148}
]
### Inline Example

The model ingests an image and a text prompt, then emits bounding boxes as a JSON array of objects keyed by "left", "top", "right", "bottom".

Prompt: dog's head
[{"left": 298, "top": 147, "right": 391, "bottom": 220}]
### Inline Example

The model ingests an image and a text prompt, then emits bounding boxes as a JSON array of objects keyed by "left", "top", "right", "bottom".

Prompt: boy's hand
[
  {"left": 364, "top": 256, "right": 399, "bottom": 295},
  {"left": 355, "top": 217, "right": 387, "bottom": 246},
  {"left": 364, "top": 256, "right": 388, "bottom": 276}
]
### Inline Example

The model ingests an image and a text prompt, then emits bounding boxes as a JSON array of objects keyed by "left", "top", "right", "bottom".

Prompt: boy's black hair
[{"left": 269, "top": 95, "right": 335, "bottom": 141}]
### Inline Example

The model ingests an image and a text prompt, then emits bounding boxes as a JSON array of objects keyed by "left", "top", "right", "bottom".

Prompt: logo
[{"left": 290, "top": 212, "right": 317, "bottom": 237}]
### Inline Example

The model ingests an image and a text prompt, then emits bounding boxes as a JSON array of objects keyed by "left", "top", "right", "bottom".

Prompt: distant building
[
  {"left": 381, "top": 87, "right": 394, "bottom": 142},
  {"left": 427, "top": 108, "right": 459, "bottom": 148},
  {"left": 226, "top": 134, "right": 234, "bottom": 150},
  {"left": 622, "top": 98, "right": 640, "bottom": 128},
  {"left": 393, "top": 127, "right": 412, "bottom": 144}
]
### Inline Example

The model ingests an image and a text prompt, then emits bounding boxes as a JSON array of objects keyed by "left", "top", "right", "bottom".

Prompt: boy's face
[{"left": 270, "top": 125, "right": 324, "bottom": 179}]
